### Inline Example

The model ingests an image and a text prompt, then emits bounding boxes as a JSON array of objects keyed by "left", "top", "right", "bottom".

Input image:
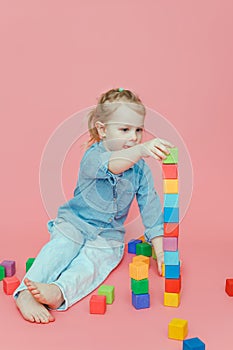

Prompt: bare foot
[
  {"left": 24, "top": 278, "right": 64, "bottom": 309},
  {"left": 16, "top": 289, "right": 55, "bottom": 323}
]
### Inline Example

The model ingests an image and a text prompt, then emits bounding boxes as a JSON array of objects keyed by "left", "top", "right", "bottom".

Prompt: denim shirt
[{"left": 48, "top": 141, "right": 163, "bottom": 243}]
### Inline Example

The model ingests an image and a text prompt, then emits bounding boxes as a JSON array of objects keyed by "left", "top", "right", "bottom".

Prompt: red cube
[
  {"left": 164, "top": 223, "right": 179, "bottom": 237},
  {"left": 3, "top": 276, "right": 20, "bottom": 295},
  {"left": 225, "top": 279, "right": 233, "bottom": 296},
  {"left": 90, "top": 295, "right": 106, "bottom": 314},
  {"left": 162, "top": 164, "right": 178, "bottom": 179},
  {"left": 165, "top": 276, "right": 182, "bottom": 293}
]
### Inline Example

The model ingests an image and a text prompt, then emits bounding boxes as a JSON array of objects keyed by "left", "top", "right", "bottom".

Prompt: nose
[{"left": 129, "top": 130, "right": 137, "bottom": 141}]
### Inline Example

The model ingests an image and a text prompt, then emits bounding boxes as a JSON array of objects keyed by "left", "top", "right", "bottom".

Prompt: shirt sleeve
[
  {"left": 136, "top": 161, "right": 164, "bottom": 242},
  {"left": 79, "top": 143, "right": 117, "bottom": 185}
]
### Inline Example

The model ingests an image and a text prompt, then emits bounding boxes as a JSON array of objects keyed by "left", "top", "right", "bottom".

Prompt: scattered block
[
  {"left": 129, "top": 262, "right": 149, "bottom": 280},
  {"left": 131, "top": 278, "right": 149, "bottom": 294},
  {"left": 183, "top": 337, "right": 205, "bottom": 349},
  {"left": 164, "top": 179, "right": 178, "bottom": 194},
  {"left": 164, "top": 292, "right": 180, "bottom": 307},
  {"left": 98, "top": 285, "right": 115, "bottom": 304},
  {"left": 90, "top": 295, "right": 106, "bottom": 314},
  {"left": 168, "top": 318, "right": 188, "bottom": 340},
  {"left": 132, "top": 292, "right": 150, "bottom": 309},
  {"left": 3, "top": 276, "right": 20, "bottom": 295},
  {"left": 164, "top": 223, "right": 179, "bottom": 237},
  {"left": 163, "top": 147, "right": 178, "bottom": 164},
  {"left": 133, "top": 255, "right": 150, "bottom": 266},
  {"left": 128, "top": 239, "right": 142, "bottom": 254},
  {"left": 137, "top": 235, "right": 146, "bottom": 242},
  {"left": 136, "top": 242, "right": 152, "bottom": 257},
  {"left": 26, "top": 258, "right": 35, "bottom": 272},
  {"left": 162, "top": 164, "right": 178, "bottom": 179},
  {"left": 0, "top": 265, "right": 5, "bottom": 281},
  {"left": 165, "top": 276, "right": 181, "bottom": 293},
  {"left": 225, "top": 278, "right": 233, "bottom": 296},
  {"left": 164, "top": 207, "right": 179, "bottom": 223},
  {"left": 1, "top": 260, "right": 16, "bottom": 277},
  {"left": 163, "top": 237, "right": 178, "bottom": 251}
]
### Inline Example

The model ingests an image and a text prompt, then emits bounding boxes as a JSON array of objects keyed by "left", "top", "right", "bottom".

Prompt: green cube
[
  {"left": 131, "top": 278, "right": 149, "bottom": 294},
  {"left": 26, "top": 258, "right": 35, "bottom": 272},
  {"left": 98, "top": 285, "right": 115, "bottom": 304},
  {"left": 0, "top": 265, "right": 5, "bottom": 281},
  {"left": 163, "top": 147, "right": 178, "bottom": 164},
  {"left": 136, "top": 242, "right": 152, "bottom": 257}
]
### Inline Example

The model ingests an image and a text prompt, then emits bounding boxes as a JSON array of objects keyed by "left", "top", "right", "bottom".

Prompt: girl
[{"left": 14, "top": 88, "right": 173, "bottom": 323}]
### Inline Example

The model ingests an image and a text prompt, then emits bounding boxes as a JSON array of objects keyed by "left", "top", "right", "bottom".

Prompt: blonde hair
[{"left": 87, "top": 88, "right": 146, "bottom": 147}]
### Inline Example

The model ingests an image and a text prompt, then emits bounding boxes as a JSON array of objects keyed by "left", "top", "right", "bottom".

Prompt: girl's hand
[
  {"left": 151, "top": 236, "right": 164, "bottom": 276},
  {"left": 140, "top": 138, "right": 174, "bottom": 161}
]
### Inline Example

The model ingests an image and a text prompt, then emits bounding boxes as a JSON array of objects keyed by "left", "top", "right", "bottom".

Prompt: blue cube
[
  {"left": 132, "top": 292, "right": 150, "bottom": 309},
  {"left": 164, "top": 194, "right": 179, "bottom": 208},
  {"left": 165, "top": 263, "right": 180, "bottom": 279},
  {"left": 164, "top": 207, "right": 179, "bottom": 223},
  {"left": 128, "top": 239, "right": 142, "bottom": 254},
  {"left": 164, "top": 251, "right": 179, "bottom": 265},
  {"left": 183, "top": 337, "right": 205, "bottom": 349}
]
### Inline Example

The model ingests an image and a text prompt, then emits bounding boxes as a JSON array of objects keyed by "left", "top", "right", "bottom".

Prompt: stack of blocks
[
  {"left": 162, "top": 148, "right": 182, "bottom": 307},
  {"left": 0, "top": 260, "right": 20, "bottom": 295},
  {"left": 128, "top": 239, "right": 152, "bottom": 309}
]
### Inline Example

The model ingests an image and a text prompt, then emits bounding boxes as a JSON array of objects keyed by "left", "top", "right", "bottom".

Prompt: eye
[
  {"left": 136, "top": 128, "right": 143, "bottom": 133},
  {"left": 120, "top": 128, "right": 129, "bottom": 132}
]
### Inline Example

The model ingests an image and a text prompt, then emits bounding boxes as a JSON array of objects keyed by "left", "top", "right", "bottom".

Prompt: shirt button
[{"left": 108, "top": 218, "right": 112, "bottom": 222}]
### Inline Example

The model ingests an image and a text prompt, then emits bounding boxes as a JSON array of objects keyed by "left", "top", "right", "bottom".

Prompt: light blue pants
[{"left": 13, "top": 219, "right": 124, "bottom": 310}]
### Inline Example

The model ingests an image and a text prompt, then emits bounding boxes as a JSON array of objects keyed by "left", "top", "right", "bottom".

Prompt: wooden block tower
[{"left": 162, "top": 148, "right": 182, "bottom": 307}]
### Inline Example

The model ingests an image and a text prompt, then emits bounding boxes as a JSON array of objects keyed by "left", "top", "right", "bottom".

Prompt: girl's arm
[{"left": 108, "top": 138, "right": 174, "bottom": 174}]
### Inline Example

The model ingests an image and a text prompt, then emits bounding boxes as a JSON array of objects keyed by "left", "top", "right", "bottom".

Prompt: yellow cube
[
  {"left": 162, "top": 263, "right": 165, "bottom": 277},
  {"left": 164, "top": 292, "right": 180, "bottom": 307},
  {"left": 129, "top": 262, "right": 148, "bottom": 280},
  {"left": 168, "top": 318, "right": 188, "bottom": 340},
  {"left": 133, "top": 255, "right": 150, "bottom": 266},
  {"left": 163, "top": 179, "right": 178, "bottom": 194}
]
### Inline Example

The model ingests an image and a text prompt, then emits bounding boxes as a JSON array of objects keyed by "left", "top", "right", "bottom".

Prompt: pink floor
[{"left": 1, "top": 212, "right": 232, "bottom": 350}]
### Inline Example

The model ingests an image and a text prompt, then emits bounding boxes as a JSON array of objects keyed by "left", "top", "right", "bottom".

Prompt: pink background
[{"left": 1, "top": 1, "right": 233, "bottom": 349}]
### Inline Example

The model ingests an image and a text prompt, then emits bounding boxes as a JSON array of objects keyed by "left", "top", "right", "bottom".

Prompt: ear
[{"left": 95, "top": 121, "right": 106, "bottom": 139}]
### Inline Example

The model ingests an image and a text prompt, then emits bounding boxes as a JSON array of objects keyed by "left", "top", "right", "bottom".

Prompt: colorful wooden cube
[
  {"left": 163, "top": 148, "right": 178, "bottom": 164},
  {"left": 26, "top": 258, "right": 35, "bottom": 272},
  {"left": 164, "top": 223, "right": 179, "bottom": 237},
  {"left": 1, "top": 260, "right": 16, "bottom": 277},
  {"left": 164, "top": 251, "right": 180, "bottom": 265},
  {"left": 128, "top": 239, "right": 142, "bottom": 254},
  {"left": 163, "top": 237, "right": 178, "bottom": 251},
  {"left": 225, "top": 278, "right": 233, "bottom": 296},
  {"left": 137, "top": 235, "right": 146, "bottom": 242},
  {"left": 3, "top": 276, "right": 20, "bottom": 295},
  {"left": 131, "top": 278, "right": 149, "bottom": 294},
  {"left": 89, "top": 295, "right": 106, "bottom": 314},
  {"left": 0, "top": 265, "right": 5, "bottom": 281},
  {"left": 132, "top": 292, "right": 150, "bottom": 309},
  {"left": 165, "top": 276, "right": 181, "bottom": 293},
  {"left": 165, "top": 263, "right": 180, "bottom": 279},
  {"left": 129, "top": 262, "right": 149, "bottom": 280},
  {"left": 162, "top": 164, "right": 178, "bottom": 179},
  {"left": 164, "top": 179, "right": 178, "bottom": 194},
  {"left": 164, "top": 194, "right": 179, "bottom": 207},
  {"left": 168, "top": 318, "right": 188, "bottom": 340},
  {"left": 164, "top": 207, "right": 179, "bottom": 223},
  {"left": 98, "top": 285, "right": 115, "bottom": 304},
  {"left": 136, "top": 242, "right": 152, "bottom": 257},
  {"left": 164, "top": 292, "right": 180, "bottom": 307},
  {"left": 133, "top": 255, "right": 150, "bottom": 266},
  {"left": 183, "top": 337, "right": 205, "bottom": 349}
]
